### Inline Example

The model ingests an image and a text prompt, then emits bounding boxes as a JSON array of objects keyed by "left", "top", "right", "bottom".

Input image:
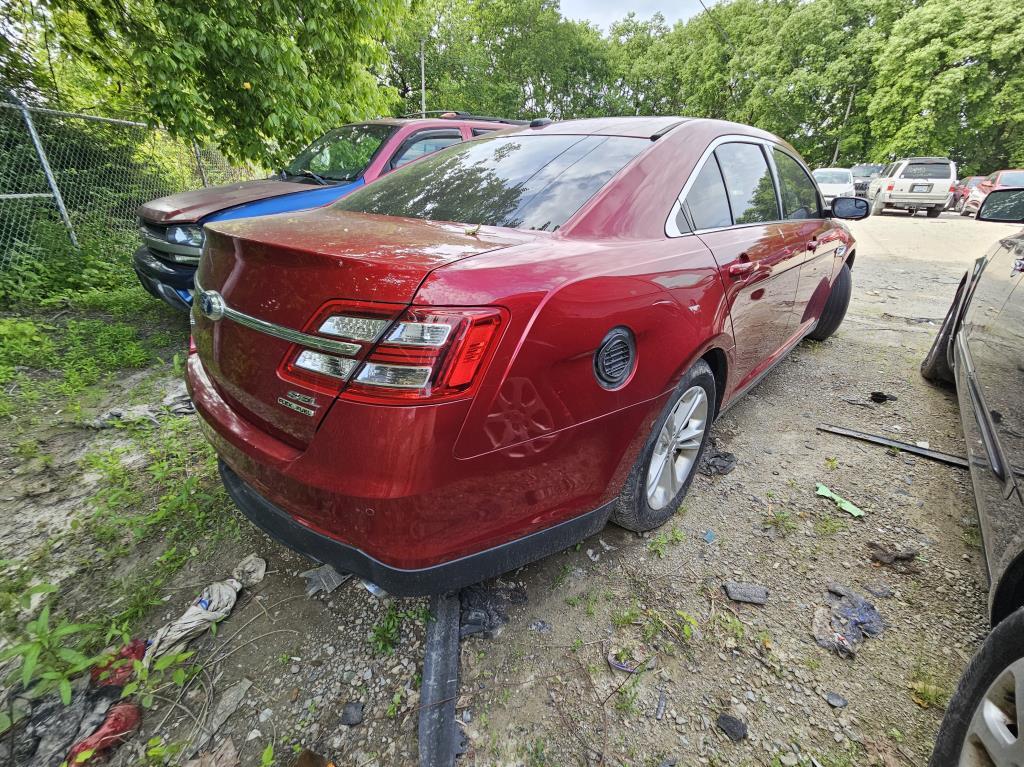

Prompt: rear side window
[
  {"left": 715, "top": 143, "right": 780, "bottom": 224},
  {"left": 335, "top": 134, "right": 647, "bottom": 231},
  {"left": 775, "top": 150, "right": 820, "bottom": 219},
  {"left": 682, "top": 157, "right": 732, "bottom": 231},
  {"left": 472, "top": 128, "right": 498, "bottom": 136},
  {"left": 392, "top": 132, "right": 462, "bottom": 168},
  {"left": 900, "top": 162, "right": 952, "bottom": 179}
]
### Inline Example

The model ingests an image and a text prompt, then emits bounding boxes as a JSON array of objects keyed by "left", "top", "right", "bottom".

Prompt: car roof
[
  {"left": 814, "top": 167, "right": 851, "bottom": 172},
  {"left": 362, "top": 117, "right": 521, "bottom": 129},
  {"left": 509, "top": 116, "right": 691, "bottom": 138},
  {"left": 899, "top": 156, "right": 953, "bottom": 163}
]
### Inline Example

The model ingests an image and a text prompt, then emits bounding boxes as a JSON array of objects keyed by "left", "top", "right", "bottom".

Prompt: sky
[{"left": 558, "top": 0, "right": 705, "bottom": 33}]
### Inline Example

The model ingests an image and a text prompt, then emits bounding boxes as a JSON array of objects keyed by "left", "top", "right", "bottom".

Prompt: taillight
[
  {"left": 344, "top": 307, "right": 506, "bottom": 403},
  {"left": 886, "top": 182, "right": 894, "bottom": 191},
  {"left": 949, "top": 184, "right": 955, "bottom": 192},
  {"left": 277, "top": 301, "right": 506, "bottom": 403}
]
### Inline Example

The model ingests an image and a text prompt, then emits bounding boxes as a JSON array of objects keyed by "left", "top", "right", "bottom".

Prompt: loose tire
[
  {"left": 807, "top": 262, "right": 852, "bottom": 342},
  {"left": 927, "top": 206, "right": 942, "bottom": 218},
  {"left": 612, "top": 360, "right": 715, "bottom": 532},
  {"left": 920, "top": 273, "right": 966, "bottom": 385},
  {"left": 929, "top": 607, "right": 1024, "bottom": 767}
]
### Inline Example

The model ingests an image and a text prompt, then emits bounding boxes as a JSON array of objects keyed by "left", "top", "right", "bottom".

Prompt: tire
[
  {"left": 956, "top": 198, "right": 965, "bottom": 213},
  {"left": 929, "top": 607, "right": 1024, "bottom": 766},
  {"left": 920, "top": 273, "right": 966, "bottom": 385},
  {"left": 807, "top": 262, "right": 852, "bottom": 342},
  {"left": 611, "top": 360, "right": 715, "bottom": 532},
  {"left": 871, "top": 193, "right": 885, "bottom": 215},
  {"left": 927, "top": 206, "right": 942, "bottom": 218}
]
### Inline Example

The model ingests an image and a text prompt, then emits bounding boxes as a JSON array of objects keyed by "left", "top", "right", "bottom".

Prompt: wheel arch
[
  {"left": 700, "top": 347, "right": 728, "bottom": 419},
  {"left": 991, "top": 550, "right": 1024, "bottom": 627},
  {"left": 845, "top": 249, "right": 856, "bottom": 271}
]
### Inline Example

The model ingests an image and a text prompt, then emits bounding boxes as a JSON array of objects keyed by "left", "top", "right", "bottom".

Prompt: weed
[
  {"left": 0, "top": 586, "right": 101, "bottom": 715},
  {"left": 886, "top": 446, "right": 901, "bottom": 457},
  {"left": 767, "top": 509, "right": 797, "bottom": 536},
  {"left": 909, "top": 661, "right": 950, "bottom": 709},
  {"left": 814, "top": 516, "right": 848, "bottom": 537},
  {"left": 612, "top": 604, "right": 641, "bottom": 627},
  {"left": 825, "top": 456, "right": 839, "bottom": 470},
  {"left": 962, "top": 525, "right": 982, "bottom": 549},
  {"left": 552, "top": 562, "right": 572, "bottom": 589},
  {"left": 714, "top": 612, "right": 746, "bottom": 642},
  {"left": 648, "top": 526, "right": 685, "bottom": 558},
  {"left": 370, "top": 604, "right": 429, "bottom": 654},
  {"left": 525, "top": 738, "right": 549, "bottom": 767},
  {"left": 386, "top": 688, "right": 407, "bottom": 717}
]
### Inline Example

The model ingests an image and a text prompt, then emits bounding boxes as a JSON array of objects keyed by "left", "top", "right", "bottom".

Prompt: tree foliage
[{"left": 8, "top": 0, "right": 405, "bottom": 164}]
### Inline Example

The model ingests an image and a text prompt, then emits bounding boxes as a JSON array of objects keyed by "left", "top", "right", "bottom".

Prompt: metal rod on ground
[
  {"left": 816, "top": 423, "right": 969, "bottom": 468},
  {"left": 8, "top": 91, "right": 78, "bottom": 247},
  {"left": 418, "top": 591, "right": 461, "bottom": 767}
]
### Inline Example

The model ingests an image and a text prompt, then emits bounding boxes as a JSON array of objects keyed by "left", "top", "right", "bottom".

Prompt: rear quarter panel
[{"left": 415, "top": 235, "right": 732, "bottom": 461}]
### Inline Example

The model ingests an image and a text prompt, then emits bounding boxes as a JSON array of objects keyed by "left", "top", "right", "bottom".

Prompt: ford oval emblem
[{"left": 198, "top": 290, "right": 226, "bottom": 321}]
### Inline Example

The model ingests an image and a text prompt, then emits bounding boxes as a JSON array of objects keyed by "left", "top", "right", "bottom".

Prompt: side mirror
[
  {"left": 977, "top": 188, "right": 1024, "bottom": 223},
  {"left": 830, "top": 196, "right": 870, "bottom": 220}
]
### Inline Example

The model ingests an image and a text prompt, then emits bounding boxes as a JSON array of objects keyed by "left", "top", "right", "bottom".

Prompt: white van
[{"left": 868, "top": 157, "right": 957, "bottom": 217}]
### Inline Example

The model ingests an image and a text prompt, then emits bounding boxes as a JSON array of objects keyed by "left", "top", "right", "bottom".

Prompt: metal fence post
[
  {"left": 192, "top": 141, "right": 209, "bottom": 187},
  {"left": 9, "top": 92, "right": 78, "bottom": 247}
]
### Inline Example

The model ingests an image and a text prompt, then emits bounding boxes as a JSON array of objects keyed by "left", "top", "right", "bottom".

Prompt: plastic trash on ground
[{"left": 144, "top": 578, "right": 241, "bottom": 668}]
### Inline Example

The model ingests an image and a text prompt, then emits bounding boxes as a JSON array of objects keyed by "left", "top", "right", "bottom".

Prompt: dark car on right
[{"left": 922, "top": 187, "right": 1024, "bottom": 766}]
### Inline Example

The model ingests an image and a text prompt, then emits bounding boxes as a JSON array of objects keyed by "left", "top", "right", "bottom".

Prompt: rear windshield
[
  {"left": 999, "top": 171, "right": 1024, "bottom": 186},
  {"left": 900, "top": 162, "right": 952, "bottom": 180},
  {"left": 813, "top": 169, "right": 852, "bottom": 185},
  {"left": 333, "top": 134, "right": 648, "bottom": 231},
  {"left": 851, "top": 164, "right": 884, "bottom": 178}
]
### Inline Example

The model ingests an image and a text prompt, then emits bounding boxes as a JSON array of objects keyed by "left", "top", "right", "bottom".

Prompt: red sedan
[
  {"left": 963, "top": 169, "right": 1024, "bottom": 216},
  {"left": 187, "top": 117, "right": 867, "bottom": 595}
]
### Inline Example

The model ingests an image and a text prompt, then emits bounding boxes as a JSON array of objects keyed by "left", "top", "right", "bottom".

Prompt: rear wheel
[
  {"left": 921, "top": 274, "right": 966, "bottom": 385},
  {"left": 807, "top": 262, "right": 852, "bottom": 341},
  {"left": 929, "top": 607, "right": 1024, "bottom": 767},
  {"left": 927, "top": 206, "right": 942, "bottom": 218},
  {"left": 612, "top": 360, "right": 714, "bottom": 532}
]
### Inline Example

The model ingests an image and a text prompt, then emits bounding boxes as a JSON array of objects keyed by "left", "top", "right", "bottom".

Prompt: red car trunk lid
[{"left": 192, "top": 208, "right": 528, "bottom": 447}]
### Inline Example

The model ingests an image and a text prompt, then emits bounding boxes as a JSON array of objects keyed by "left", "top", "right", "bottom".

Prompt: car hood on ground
[{"left": 139, "top": 178, "right": 322, "bottom": 225}]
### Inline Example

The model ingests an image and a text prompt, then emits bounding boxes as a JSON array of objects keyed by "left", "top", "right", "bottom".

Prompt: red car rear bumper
[{"left": 187, "top": 353, "right": 662, "bottom": 595}]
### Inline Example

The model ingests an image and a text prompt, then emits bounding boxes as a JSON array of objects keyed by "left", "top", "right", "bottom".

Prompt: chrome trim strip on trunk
[{"left": 193, "top": 278, "right": 362, "bottom": 357}]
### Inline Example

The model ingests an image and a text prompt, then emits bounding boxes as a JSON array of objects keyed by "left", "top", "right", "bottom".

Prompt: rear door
[
  {"left": 683, "top": 140, "right": 802, "bottom": 390},
  {"left": 957, "top": 232, "right": 1024, "bottom": 604}
]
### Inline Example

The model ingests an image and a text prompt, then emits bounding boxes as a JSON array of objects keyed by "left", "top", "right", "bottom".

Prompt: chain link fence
[{"left": 0, "top": 99, "right": 263, "bottom": 272}]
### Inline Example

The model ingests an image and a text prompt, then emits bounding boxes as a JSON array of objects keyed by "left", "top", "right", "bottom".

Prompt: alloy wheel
[
  {"left": 960, "top": 657, "right": 1024, "bottom": 766},
  {"left": 645, "top": 386, "right": 708, "bottom": 511}
]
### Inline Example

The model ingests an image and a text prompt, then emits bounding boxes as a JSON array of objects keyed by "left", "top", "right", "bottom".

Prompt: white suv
[{"left": 868, "top": 157, "right": 957, "bottom": 217}]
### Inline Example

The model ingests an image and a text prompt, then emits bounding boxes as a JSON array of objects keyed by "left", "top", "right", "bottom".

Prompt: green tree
[
  {"left": 35, "top": 0, "right": 406, "bottom": 164},
  {"left": 868, "top": 0, "right": 1024, "bottom": 173}
]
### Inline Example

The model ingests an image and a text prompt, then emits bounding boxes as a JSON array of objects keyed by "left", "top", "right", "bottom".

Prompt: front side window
[
  {"left": 715, "top": 143, "right": 780, "bottom": 224},
  {"left": 777, "top": 151, "right": 821, "bottom": 219},
  {"left": 334, "top": 134, "right": 648, "bottom": 231},
  {"left": 682, "top": 156, "right": 732, "bottom": 231},
  {"left": 392, "top": 133, "right": 462, "bottom": 168},
  {"left": 286, "top": 123, "right": 394, "bottom": 182},
  {"left": 900, "top": 162, "right": 952, "bottom": 179}
]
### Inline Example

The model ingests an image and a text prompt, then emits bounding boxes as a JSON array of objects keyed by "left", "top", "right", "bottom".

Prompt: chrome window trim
[
  {"left": 665, "top": 134, "right": 824, "bottom": 238},
  {"left": 193, "top": 278, "right": 361, "bottom": 357}
]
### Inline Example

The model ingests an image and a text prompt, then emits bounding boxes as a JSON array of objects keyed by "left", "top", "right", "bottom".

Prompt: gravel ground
[{"left": 8, "top": 210, "right": 1021, "bottom": 766}]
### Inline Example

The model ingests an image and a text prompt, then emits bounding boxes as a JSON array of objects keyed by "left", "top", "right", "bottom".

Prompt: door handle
[{"left": 728, "top": 261, "right": 756, "bottom": 278}]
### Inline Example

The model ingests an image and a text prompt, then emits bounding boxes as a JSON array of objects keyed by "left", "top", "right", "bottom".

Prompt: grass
[{"left": 370, "top": 604, "right": 430, "bottom": 654}]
